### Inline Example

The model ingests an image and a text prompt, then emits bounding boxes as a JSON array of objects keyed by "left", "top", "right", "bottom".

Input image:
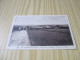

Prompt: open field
[
  {"left": 9, "top": 25, "right": 73, "bottom": 46},
  {"left": 27, "top": 28, "right": 73, "bottom": 46}
]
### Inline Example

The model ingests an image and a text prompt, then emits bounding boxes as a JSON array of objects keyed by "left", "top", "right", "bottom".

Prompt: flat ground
[
  {"left": 9, "top": 30, "right": 31, "bottom": 46},
  {"left": 27, "top": 28, "right": 73, "bottom": 46}
]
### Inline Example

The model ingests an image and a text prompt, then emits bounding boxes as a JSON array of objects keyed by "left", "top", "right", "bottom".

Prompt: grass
[{"left": 27, "top": 28, "right": 73, "bottom": 46}]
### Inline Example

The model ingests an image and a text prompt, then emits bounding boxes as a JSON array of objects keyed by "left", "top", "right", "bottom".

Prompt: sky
[{"left": 13, "top": 15, "right": 69, "bottom": 25}]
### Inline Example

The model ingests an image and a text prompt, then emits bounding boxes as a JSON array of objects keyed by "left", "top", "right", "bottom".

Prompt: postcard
[{"left": 6, "top": 15, "right": 76, "bottom": 49}]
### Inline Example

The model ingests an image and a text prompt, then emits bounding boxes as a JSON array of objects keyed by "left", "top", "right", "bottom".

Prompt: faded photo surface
[
  {"left": 9, "top": 25, "right": 73, "bottom": 46},
  {"left": 7, "top": 15, "right": 76, "bottom": 49}
]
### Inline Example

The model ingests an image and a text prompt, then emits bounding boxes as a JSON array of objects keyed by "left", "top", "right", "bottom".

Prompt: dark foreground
[{"left": 27, "top": 28, "right": 73, "bottom": 46}]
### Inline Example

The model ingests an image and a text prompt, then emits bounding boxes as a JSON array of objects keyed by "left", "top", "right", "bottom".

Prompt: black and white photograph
[{"left": 6, "top": 15, "right": 76, "bottom": 49}]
